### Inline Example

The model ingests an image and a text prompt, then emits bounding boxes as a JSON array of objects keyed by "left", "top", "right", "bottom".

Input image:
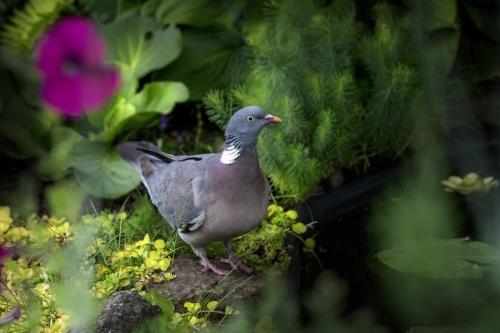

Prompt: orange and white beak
[{"left": 264, "top": 114, "right": 283, "bottom": 123}]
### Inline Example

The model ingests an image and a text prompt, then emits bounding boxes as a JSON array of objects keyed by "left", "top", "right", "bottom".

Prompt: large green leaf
[
  {"left": 377, "top": 238, "right": 499, "bottom": 279},
  {"left": 80, "top": 0, "right": 120, "bottom": 23},
  {"left": 97, "top": 81, "right": 188, "bottom": 141},
  {"left": 152, "top": 28, "right": 247, "bottom": 100},
  {"left": 130, "top": 81, "right": 189, "bottom": 112},
  {"left": 101, "top": 15, "right": 182, "bottom": 78},
  {"left": 71, "top": 140, "right": 140, "bottom": 198},
  {"left": 139, "top": 0, "right": 246, "bottom": 30}
]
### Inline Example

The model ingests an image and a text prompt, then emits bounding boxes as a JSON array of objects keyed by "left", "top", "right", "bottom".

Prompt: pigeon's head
[{"left": 225, "top": 106, "right": 282, "bottom": 143}]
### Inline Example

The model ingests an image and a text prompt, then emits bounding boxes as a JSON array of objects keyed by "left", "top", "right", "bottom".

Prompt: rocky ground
[{"left": 96, "top": 255, "right": 263, "bottom": 333}]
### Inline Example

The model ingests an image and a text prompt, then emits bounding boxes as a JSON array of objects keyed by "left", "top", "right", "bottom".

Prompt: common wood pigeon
[{"left": 118, "top": 106, "right": 282, "bottom": 274}]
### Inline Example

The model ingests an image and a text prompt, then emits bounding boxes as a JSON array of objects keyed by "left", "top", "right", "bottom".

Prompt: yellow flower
[
  {"left": 267, "top": 204, "right": 283, "bottom": 216},
  {"left": 51, "top": 222, "right": 70, "bottom": 235},
  {"left": 0, "top": 207, "right": 13, "bottom": 225},
  {"left": 148, "top": 251, "right": 160, "bottom": 260},
  {"left": 292, "top": 223, "right": 307, "bottom": 235},
  {"left": 0, "top": 222, "right": 10, "bottom": 234},
  {"left": 189, "top": 316, "right": 199, "bottom": 326},
  {"left": 6, "top": 227, "right": 29, "bottom": 242},
  {"left": 206, "top": 300, "right": 218, "bottom": 311},
  {"left": 285, "top": 210, "right": 298, "bottom": 220},
  {"left": 154, "top": 239, "right": 166, "bottom": 249},
  {"left": 48, "top": 314, "right": 69, "bottom": 333},
  {"left": 145, "top": 257, "right": 157, "bottom": 269},
  {"left": 304, "top": 237, "right": 316, "bottom": 250},
  {"left": 158, "top": 258, "right": 171, "bottom": 271},
  {"left": 184, "top": 301, "right": 201, "bottom": 312},
  {"left": 116, "top": 212, "right": 127, "bottom": 220}
]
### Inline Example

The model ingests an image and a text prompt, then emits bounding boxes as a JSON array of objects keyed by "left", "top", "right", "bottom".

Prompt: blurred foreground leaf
[
  {"left": 377, "top": 238, "right": 499, "bottom": 279},
  {"left": 37, "top": 127, "right": 83, "bottom": 180},
  {"left": 71, "top": 140, "right": 140, "bottom": 198},
  {"left": 46, "top": 181, "right": 87, "bottom": 222},
  {"left": 143, "top": 290, "right": 174, "bottom": 319}
]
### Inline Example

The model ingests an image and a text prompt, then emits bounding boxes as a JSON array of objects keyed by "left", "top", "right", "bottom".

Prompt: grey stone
[
  {"left": 148, "top": 255, "right": 262, "bottom": 311},
  {"left": 96, "top": 291, "right": 161, "bottom": 333}
]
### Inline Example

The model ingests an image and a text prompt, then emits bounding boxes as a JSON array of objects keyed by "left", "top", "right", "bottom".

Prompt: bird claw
[
  {"left": 220, "top": 256, "right": 254, "bottom": 274},
  {"left": 200, "top": 259, "right": 229, "bottom": 275}
]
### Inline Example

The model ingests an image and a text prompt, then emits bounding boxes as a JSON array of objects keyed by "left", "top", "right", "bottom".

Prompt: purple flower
[
  {"left": 0, "top": 307, "right": 20, "bottom": 326},
  {"left": 36, "top": 17, "right": 120, "bottom": 118},
  {"left": 159, "top": 115, "right": 169, "bottom": 131}
]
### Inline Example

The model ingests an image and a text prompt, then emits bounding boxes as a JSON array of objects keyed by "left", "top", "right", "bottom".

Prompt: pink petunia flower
[{"left": 36, "top": 17, "right": 120, "bottom": 118}]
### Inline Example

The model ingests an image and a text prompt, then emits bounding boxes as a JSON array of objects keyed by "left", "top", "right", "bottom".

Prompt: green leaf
[
  {"left": 71, "top": 140, "right": 140, "bottom": 198},
  {"left": 153, "top": 28, "right": 247, "bottom": 100},
  {"left": 130, "top": 81, "right": 189, "bottom": 112},
  {"left": 140, "top": 0, "right": 246, "bottom": 30},
  {"left": 80, "top": 0, "right": 120, "bottom": 23},
  {"left": 102, "top": 15, "right": 182, "bottom": 78},
  {"left": 417, "top": 0, "right": 458, "bottom": 32},
  {"left": 411, "top": 0, "right": 459, "bottom": 76},
  {"left": 37, "top": 127, "right": 83, "bottom": 180},
  {"left": 46, "top": 181, "right": 87, "bottom": 222},
  {"left": 377, "top": 238, "right": 499, "bottom": 279},
  {"left": 98, "top": 81, "right": 188, "bottom": 141},
  {"left": 143, "top": 290, "right": 174, "bottom": 319}
]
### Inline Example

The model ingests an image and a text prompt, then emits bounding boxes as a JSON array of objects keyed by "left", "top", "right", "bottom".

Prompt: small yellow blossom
[
  {"left": 206, "top": 300, "right": 218, "bottom": 311},
  {"left": 154, "top": 239, "right": 166, "bottom": 249},
  {"left": 184, "top": 301, "right": 201, "bottom": 312},
  {"left": 285, "top": 210, "right": 298, "bottom": 220},
  {"left": 292, "top": 223, "right": 307, "bottom": 235}
]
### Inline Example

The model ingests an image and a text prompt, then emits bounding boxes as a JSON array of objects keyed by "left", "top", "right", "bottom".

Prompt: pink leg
[
  {"left": 221, "top": 241, "right": 254, "bottom": 274},
  {"left": 200, "top": 255, "right": 229, "bottom": 275},
  {"left": 192, "top": 246, "right": 229, "bottom": 275}
]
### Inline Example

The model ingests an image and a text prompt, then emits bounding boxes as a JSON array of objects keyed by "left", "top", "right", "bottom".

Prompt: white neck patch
[{"left": 220, "top": 145, "right": 241, "bottom": 164}]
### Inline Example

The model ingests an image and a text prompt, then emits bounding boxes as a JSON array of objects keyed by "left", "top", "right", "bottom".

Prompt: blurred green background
[{"left": 1, "top": 0, "right": 500, "bottom": 332}]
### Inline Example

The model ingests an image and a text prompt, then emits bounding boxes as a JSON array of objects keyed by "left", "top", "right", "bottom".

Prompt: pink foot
[
  {"left": 200, "top": 258, "right": 229, "bottom": 275},
  {"left": 220, "top": 255, "right": 253, "bottom": 274}
]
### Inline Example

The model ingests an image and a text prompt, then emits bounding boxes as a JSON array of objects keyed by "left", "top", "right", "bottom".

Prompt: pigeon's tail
[
  {"left": 118, "top": 141, "right": 158, "bottom": 161},
  {"left": 118, "top": 141, "right": 160, "bottom": 175}
]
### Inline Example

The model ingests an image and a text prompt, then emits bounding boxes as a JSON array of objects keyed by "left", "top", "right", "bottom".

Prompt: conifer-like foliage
[
  {"left": 205, "top": 0, "right": 449, "bottom": 200},
  {"left": 0, "top": 0, "right": 73, "bottom": 53}
]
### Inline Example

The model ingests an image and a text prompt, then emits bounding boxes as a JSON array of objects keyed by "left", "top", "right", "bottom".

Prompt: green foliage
[
  {"left": 0, "top": 47, "right": 57, "bottom": 160},
  {"left": 377, "top": 238, "right": 499, "bottom": 279},
  {"left": 0, "top": 198, "right": 305, "bottom": 331},
  {"left": 31, "top": 14, "right": 188, "bottom": 199},
  {"left": 101, "top": 16, "right": 182, "bottom": 80},
  {"left": 153, "top": 28, "right": 248, "bottom": 100},
  {"left": 206, "top": 0, "right": 456, "bottom": 200},
  {"left": 208, "top": 274, "right": 388, "bottom": 333},
  {"left": 0, "top": 0, "right": 73, "bottom": 53},
  {"left": 203, "top": 89, "right": 236, "bottom": 129},
  {"left": 144, "top": 0, "right": 251, "bottom": 100},
  {"left": 231, "top": 204, "right": 315, "bottom": 272}
]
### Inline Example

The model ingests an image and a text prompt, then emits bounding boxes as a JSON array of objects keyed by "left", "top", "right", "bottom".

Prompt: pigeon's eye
[{"left": 246, "top": 116, "right": 255, "bottom": 122}]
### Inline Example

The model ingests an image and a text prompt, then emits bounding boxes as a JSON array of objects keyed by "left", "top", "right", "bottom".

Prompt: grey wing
[
  {"left": 118, "top": 141, "right": 212, "bottom": 231},
  {"left": 146, "top": 159, "right": 208, "bottom": 232}
]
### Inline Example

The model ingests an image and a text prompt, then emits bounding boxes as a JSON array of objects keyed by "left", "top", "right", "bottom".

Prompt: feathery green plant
[
  {"left": 205, "top": 0, "right": 452, "bottom": 200},
  {"left": 0, "top": 0, "right": 73, "bottom": 53}
]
